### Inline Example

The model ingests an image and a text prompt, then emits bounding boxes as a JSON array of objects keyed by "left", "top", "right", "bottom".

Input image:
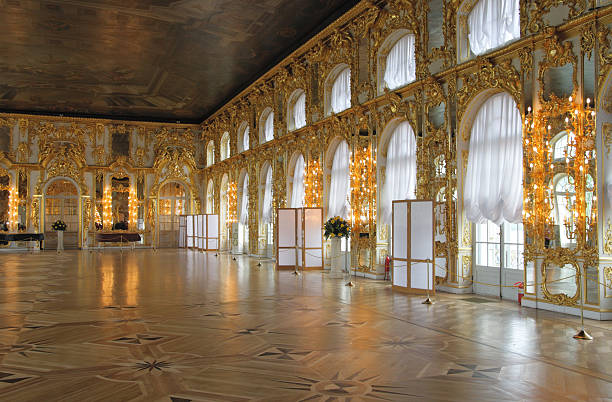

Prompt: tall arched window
[
  {"left": 467, "top": 0, "right": 520, "bottom": 55},
  {"left": 290, "top": 154, "right": 305, "bottom": 208},
  {"left": 220, "top": 132, "right": 230, "bottom": 161},
  {"left": 381, "top": 121, "right": 417, "bottom": 223},
  {"left": 288, "top": 91, "right": 307, "bottom": 131},
  {"left": 206, "top": 180, "right": 214, "bottom": 214},
  {"left": 260, "top": 166, "right": 273, "bottom": 224},
  {"left": 328, "top": 140, "right": 350, "bottom": 218},
  {"left": 239, "top": 122, "right": 250, "bottom": 152},
  {"left": 239, "top": 174, "right": 249, "bottom": 225},
  {"left": 206, "top": 141, "right": 215, "bottom": 167},
  {"left": 464, "top": 92, "right": 522, "bottom": 224},
  {"left": 329, "top": 67, "right": 351, "bottom": 115},
  {"left": 383, "top": 34, "right": 416, "bottom": 90},
  {"left": 260, "top": 109, "right": 274, "bottom": 143}
]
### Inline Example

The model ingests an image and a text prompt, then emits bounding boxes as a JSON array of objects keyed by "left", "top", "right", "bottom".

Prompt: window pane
[
  {"left": 475, "top": 223, "right": 487, "bottom": 242},
  {"left": 476, "top": 242, "right": 488, "bottom": 266},
  {"left": 487, "top": 221, "right": 500, "bottom": 242},
  {"left": 488, "top": 243, "right": 500, "bottom": 267}
]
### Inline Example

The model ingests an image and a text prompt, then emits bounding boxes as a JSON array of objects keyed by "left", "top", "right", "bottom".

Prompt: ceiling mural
[{"left": 0, "top": 0, "right": 359, "bottom": 122}]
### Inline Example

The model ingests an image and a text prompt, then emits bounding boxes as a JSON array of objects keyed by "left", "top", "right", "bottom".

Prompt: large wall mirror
[{"left": 111, "top": 176, "right": 130, "bottom": 230}]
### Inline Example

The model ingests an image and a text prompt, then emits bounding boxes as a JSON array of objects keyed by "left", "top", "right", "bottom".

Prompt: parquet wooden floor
[{"left": 0, "top": 250, "right": 610, "bottom": 401}]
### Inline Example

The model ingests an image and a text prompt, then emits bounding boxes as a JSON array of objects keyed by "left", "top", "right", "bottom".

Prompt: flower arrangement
[
  {"left": 52, "top": 220, "right": 67, "bottom": 231},
  {"left": 324, "top": 216, "right": 351, "bottom": 239}
]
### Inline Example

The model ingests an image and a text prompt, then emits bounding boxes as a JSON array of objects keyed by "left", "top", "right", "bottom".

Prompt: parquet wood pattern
[{"left": 0, "top": 250, "right": 610, "bottom": 401}]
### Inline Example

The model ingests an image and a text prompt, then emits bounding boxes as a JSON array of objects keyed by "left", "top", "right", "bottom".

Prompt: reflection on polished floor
[{"left": 0, "top": 250, "right": 611, "bottom": 401}]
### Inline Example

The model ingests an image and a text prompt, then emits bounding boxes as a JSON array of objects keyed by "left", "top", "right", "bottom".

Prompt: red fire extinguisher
[
  {"left": 514, "top": 282, "right": 524, "bottom": 305},
  {"left": 385, "top": 256, "right": 391, "bottom": 281}
]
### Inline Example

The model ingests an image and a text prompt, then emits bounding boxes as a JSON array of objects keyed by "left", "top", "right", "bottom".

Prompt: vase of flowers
[
  {"left": 52, "top": 220, "right": 66, "bottom": 252},
  {"left": 324, "top": 216, "right": 350, "bottom": 278}
]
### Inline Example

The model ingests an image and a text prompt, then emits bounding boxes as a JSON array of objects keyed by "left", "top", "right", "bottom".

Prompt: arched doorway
[
  {"left": 158, "top": 181, "right": 188, "bottom": 248},
  {"left": 44, "top": 178, "right": 80, "bottom": 249}
]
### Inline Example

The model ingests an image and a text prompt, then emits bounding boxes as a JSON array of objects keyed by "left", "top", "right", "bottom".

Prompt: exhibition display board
[
  {"left": 179, "top": 214, "right": 219, "bottom": 251},
  {"left": 392, "top": 200, "right": 435, "bottom": 294},
  {"left": 276, "top": 207, "right": 323, "bottom": 270}
]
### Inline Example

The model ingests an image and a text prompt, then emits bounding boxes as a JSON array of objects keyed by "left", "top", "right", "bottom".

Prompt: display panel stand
[
  {"left": 179, "top": 214, "right": 219, "bottom": 252},
  {"left": 391, "top": 200, "right": 436, "bottom": 296},
  {"left": 276, "top": 207, "right": 323, "bottom": 270}
]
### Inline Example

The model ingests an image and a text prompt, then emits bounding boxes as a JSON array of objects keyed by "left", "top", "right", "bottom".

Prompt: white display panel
[
  {"left": 278, "top": 209, "right": 296, "bottom": 247},
  {"left": 207, "top": 239, "right": 218, "bottom": 250},
  {"left": 207, "top": 215, "right": 219, "bottom": 237},
  {"left": 187, "top": 215, "right": 194, "bottom": 247},
  {"left": 393, "top": 265, "right": 407, "bottom": 287},
  {"left": 392, "top": 202, "right": 408, "bottom": 259},
  {"left": 278, "top": 248, "right": 296, "bottom": 266},
  {"left": 410, "top": 201, "right": 433, "bottom": 261},
  {"left": 304, "top": 248, "right": 323, "bottom": 268},
  {"left": 411, "top": 261, "right": 433, "bottom": 290},
  {"left": 304, "top": 208, "right": 322, "bottom": 248}
]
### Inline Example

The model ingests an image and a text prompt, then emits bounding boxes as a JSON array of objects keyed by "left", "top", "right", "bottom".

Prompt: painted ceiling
[{"left": 0, "top": 0, "right": 359, "bottom": 122}]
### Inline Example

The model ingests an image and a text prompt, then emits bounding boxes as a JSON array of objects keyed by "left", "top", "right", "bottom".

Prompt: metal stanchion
[
  {"left": 292, "top": 244, "right": 300, "bottom": 275},
  {"left": 422, "top": 261, "right": 435, "bottom": 304},
  {"left": 345, "top": 239, "right": 354, "bottom": 287},
  {"left": 573, "top": 265, "right": 592, "bottom": 340}
]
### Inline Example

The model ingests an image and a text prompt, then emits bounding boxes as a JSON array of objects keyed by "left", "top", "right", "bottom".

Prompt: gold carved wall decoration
[
  {"left": 519, "top": 46, "right": 534, "bottom": 77},
  {"left": 528, "top": 0, "right": 587, "bottom": 34},
  {"left": 580, "top": 22, "right": 595, "bottom": 59},
  {"left": 603, "top": 123, "right": 612, "bottom": 156},
  {"left": 462, "top": 217, "right": 471, "bottom": 247},
  {"left": 598, "top": 25, "right": 612, "bottom": 97},
  {"left": 457, "top": 58, "right": 521, "bottom": 123},
  {"left": 461, "top": 255, "right": 472, "bottom": 279},
  {"left": 538, "top": 30, "right": 578, "bottom": 103},
  {"left": 604, "top": 219, "right": 612, "bottom": 255},
  {"left": 605, "top": 266, "right": 612, "bottom": 298}
]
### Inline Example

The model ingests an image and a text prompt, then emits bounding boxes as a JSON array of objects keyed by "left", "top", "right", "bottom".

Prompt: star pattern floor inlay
[{"left": 0, "top": 249, "right": 611, "bottom": 401}]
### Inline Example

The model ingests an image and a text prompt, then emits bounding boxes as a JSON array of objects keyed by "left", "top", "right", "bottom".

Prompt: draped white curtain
[
  {"left": 242, "top": 125, "right": 250, "bottom": 151},
  {"left": 290, "top": 155, "right": 305, "bottom": 208},
  {"left": 331, "top": 68, "right": 351, "bottom": 114},
  {"left": 264, "top": 112, "right": 274, "bottom": 142},
  {"left": 468, "top": 0, "right": 520, "bottom": 55},
  {"left": 328, "top": 141, "right": 351, "bottom": 219},
  {"left": 463, "top": 92, "right": 523, "bottom": 225},
  {"left": 293, "top": 93, "right": 306, "bottom": 129},
  {"left": 381, "top": 121, "right": 417, "bottom": 223},
  {"left": 261, "top": 167, "right": 273, "bottom": 224},
  {"left": 384, "top": 34, "right": 416, "bottom": 90},
  {"left": 239, "top": 175, "right": 249, "bottom": 225}
]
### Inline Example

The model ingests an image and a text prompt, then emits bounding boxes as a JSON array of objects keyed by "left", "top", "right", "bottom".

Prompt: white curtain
[
  {"left": 384, "top": 34, "right": 416, "bottom": 90},
  {"left": 468, "top": 0, "right": 520, "bottom": 55},
  {"left": 240, "top": 175, "right": 249, "bottom": 225},
  {"left": 242, "top": 125, "right": 250, "bottom": 151},
  {"left": 381, "top": 121, "right": 417, "bottom": 223},
  {"left": 328, "top": 140, "right": 351, "bottom": 219},
  {"left": 290, "top": 155, "right": 305, "bottom": 208},
  {"left": 261, "top": 167, "right": 273, "bottom": 224},
  {"left": 293, "top": 93, "right": 306, "bottom": 129},
  {"left": 264, "top": 112, "right": 274, "bottom": 142},
  {"left": 463, "top": 92, "right": 523, "bottom": 225},
  {"left": 331, "top": 68, "right": 351, "bottom": 114}
]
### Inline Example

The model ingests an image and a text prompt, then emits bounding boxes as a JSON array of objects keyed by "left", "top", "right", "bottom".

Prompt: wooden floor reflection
[{"left": 0, "top": 250, "right": 610, "bottom": 401}]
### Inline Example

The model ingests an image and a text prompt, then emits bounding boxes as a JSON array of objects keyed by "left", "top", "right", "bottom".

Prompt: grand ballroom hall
[{"left": 0, "top": 0, "right": 612, "bottom": 400}]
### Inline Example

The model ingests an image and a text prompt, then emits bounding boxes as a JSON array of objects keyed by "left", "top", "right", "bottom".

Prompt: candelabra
[
  {"left": 561, "top": 96, "right": 597, "bottom": 246},
  {"left": 523, "top": 106, "right": 555, "bottom": 252},
  {"left": 128, "top": 186, "right": 138, "bottom": 230},
  {"left": 227, "top": 182, "right": 237, "bottom": 225},
  {"left": 304, "top": 158, "right": 322, "bottom": 207},
  {"left": 349, "top": 143, "right": 377, "bottom": 270},
  {"left": 103, "top": 186, "right": 113, "bottom": 230},
  {"left": 8, "top": 187, "right": 19, "bottom": 231}
]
